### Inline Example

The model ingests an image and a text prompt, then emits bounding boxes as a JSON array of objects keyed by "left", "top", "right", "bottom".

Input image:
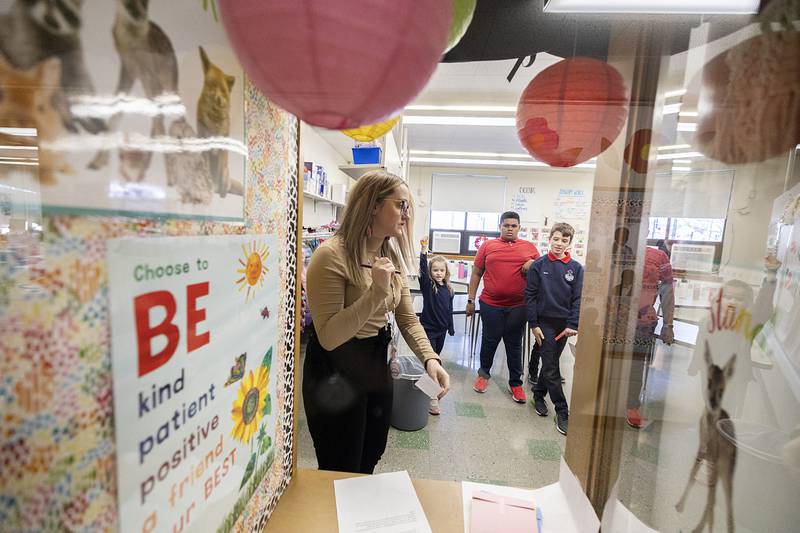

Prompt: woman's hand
[
  {"left": 371, "top": 257, "right": 395, "bottom": 294},
  {"left": 426, "top": 359, "right": 450, "bottom": 399}
]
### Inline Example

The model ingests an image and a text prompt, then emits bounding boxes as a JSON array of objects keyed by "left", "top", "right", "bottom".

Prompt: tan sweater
[{"left": 306, "top": 236, "right": 439, "bottom": 365}]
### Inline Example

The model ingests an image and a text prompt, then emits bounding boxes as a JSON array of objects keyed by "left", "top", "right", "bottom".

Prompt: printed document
[{"left": 335, "top": 471, "right": 432, "bottom": 533}]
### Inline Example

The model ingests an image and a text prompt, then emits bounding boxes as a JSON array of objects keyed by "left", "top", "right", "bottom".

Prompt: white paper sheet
[
  {"left": 461, "top": 459, "right": 599, "bottom": 533},
  {"left": 414, "top": 373, "right": 443, "bottom": 399},
  {"left": 335, "top": 471, "right": 432, "bottom": 533}
]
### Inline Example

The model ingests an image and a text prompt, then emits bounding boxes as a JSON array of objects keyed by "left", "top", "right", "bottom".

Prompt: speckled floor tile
[
  {"left": 527, "top": 439, "right": 562, "bottom": 461},
  {"left": 455, "top": 401, "right": 486, "bottom": 418},
  {"left": 391, "top": 428, "right": 430, "bottom": 450}
]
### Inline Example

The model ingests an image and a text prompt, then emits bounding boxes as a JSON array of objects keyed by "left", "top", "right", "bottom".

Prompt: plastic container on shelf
[
  {"left": 352, "top": 146, "right": 381, "bottom": 164},
  {"left": 390, "top": 355, "right": 430, "bottom": 431}
]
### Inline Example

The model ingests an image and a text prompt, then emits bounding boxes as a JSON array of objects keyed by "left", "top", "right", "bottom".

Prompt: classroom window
[
  {"left": 647, "top": 217, "right": 668, "bottom": 240},
  {"left": 430, "top": 210, "right": 466, "bottom": 230},
  {"left": 466, "top": 212, "right": 500, "bottom": 231},
  {"left": 668, "top": 217, "right": 725, "bottom": 242},
  {"left": 429, "top": 209, "right": 502, "bottom": 256}
]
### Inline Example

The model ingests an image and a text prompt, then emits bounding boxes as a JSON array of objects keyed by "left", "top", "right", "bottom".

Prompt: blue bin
[{"left": 352, "top": 146, "right": 381, "bottom": 165}]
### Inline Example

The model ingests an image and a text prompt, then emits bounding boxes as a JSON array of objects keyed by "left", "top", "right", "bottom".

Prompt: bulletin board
[{"left": 0, "top": 75, "right": 299, "bottom": 533}]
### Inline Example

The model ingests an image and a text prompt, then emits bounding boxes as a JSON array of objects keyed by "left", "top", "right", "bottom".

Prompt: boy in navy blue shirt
[{"left": 525, "top": 223, "right": 583, "bottom": 435}]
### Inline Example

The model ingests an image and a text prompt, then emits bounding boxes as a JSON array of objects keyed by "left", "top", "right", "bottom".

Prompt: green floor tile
[
  {"left": 631, "top": 441, "right": 659, "bottom": 465},
  {"left": 443, "top": 361, "right": 469, "bottom": 374},
  {"left": 455, "top": 401, "right": 486, "bottom": 418},
  {"left": 392, "top": 429, "right": 430, "bottom": 450},
  {"left": 467, "top": 475, "right": 508, "bottom": 486},
  {"left": 527, "top": 439, "right": 562, "bottom": 461},
  {"left": 494, "top": 379, "right": 510, "bottom": 394}
]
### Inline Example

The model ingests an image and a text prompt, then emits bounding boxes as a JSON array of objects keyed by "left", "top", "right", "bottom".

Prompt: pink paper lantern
[
  {"left": 219, "top": 0, "right": 452, "bottom": 129},
  {"left": 516, "top": 58, "right": 628, "bottom": 167}
]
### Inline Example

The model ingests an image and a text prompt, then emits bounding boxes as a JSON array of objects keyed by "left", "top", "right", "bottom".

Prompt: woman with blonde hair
[{"left": 303, "top": 170, "right": 450, "bottom": 474}]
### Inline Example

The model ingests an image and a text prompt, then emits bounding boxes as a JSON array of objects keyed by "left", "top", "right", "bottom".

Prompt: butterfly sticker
[{"left": 224, "top": 353, "right": 247, "bottom": 386}]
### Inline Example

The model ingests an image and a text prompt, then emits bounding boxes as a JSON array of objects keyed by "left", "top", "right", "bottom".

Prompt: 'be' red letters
[{"left": 134, "top": 282, "right": 210, "bottom": 376}]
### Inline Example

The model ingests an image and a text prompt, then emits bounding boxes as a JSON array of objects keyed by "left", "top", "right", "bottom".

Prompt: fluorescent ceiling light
[
  {"left": 0, "top": 160, "right": 38, "bottom": 166},
  {"left": 403, "top": 116, "right": 516, "bottom": 126},
  {"left": 664, "top": 89, "right": 688, "bottom": 98},
  {"left": 672, "top": 166, "right": 693, "bottom": 172},
  {"left": 679, "top": 111, "right": 698, "bottom": 117},
  {"left": 656, "top": 151, "right": 703, "bottom": 160},
  {"left": 0, "top": 145, "right": 37, "bottom": 151},
  {"left": 0, "top": 156, "right": 37, "bottom": 162},
  {"left": 405, "top": 105, "right": 517, "bottom": 113},
  {"left": 0, "top": 127, "right": 37, "bottom": 137},
  {"left": 657, "top": 144, "right": 691, "bottom": 151},
  {"left": 663, "top": 103, "right": 682, "bottom": 115},
  {"left": 672, "top": 159, "right": 693, "bottom": 164},
  {"left": 409, "top": 149, "right": 531, "bottom": 158},
  {"left": 0, "top": 183, "right": 37, "bottom": 194},
  {"left": 543, "top": 0, "right": 758, "bottom": 14},
  {"left": 409, "top": 156, "right": 596, "bottom": 169},
  {"left": 677, "top": 122, "right": 697, "bottom": 132}
]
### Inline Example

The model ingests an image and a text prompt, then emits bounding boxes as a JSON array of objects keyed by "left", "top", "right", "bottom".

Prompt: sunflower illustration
[{"left": 230, "top": 366, "right": 269, "bottom": 444}]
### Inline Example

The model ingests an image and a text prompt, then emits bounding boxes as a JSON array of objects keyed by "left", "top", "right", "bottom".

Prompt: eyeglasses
[{"left": 384, "top": 198, "right": 409, "bottom": 217}]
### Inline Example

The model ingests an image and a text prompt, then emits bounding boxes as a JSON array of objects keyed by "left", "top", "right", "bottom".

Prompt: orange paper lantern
[{"left": 516, "top": 58, "right": 628, "bottom": 167}]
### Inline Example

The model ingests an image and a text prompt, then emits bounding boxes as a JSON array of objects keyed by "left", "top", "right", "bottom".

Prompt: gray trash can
[{"left": 390, "top": 355, "right": 430, "bottom": 431}]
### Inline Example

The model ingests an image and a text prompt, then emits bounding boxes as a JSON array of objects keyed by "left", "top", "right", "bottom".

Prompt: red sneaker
[
  {"left": 626, "top": 408, "right": 644, "bottom": 429},
  {"left": 509, "top": 385, "right": 527, "bottom": 404},
  {"left": 473, "top": 375, "right": 489, "bottom": 393}
]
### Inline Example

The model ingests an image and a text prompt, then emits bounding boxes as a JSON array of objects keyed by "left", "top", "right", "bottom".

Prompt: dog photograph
[{"left": 0, "top": 0, "right": 246, "bottom": 220}]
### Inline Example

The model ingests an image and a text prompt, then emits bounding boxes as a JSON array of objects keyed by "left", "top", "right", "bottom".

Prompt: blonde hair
[
  {"left": 427, "top": 255, "right": 454, "bottom": 296},
  {"left": 335, "top": 170, "right": 415, "bottom": 287}
]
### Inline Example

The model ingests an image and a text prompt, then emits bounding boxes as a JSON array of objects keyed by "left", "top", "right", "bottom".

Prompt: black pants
[
  {"left": 628, "top": 323, "right": 656, "bottom": 409},
  {"left": 477, "top": 300, "right": 526, "bottom": 386},
  {"left": 426, "top": 330, "right": 447, "bottom": 355},
  {"left": 528, "top": 345, "right": 541, "bottom": 381},
  {"left": 532, "top": 318, "right": 569, "bottom": 415},
  {"left": 302, "top": 328, "right": 392, "bottom": 474}
]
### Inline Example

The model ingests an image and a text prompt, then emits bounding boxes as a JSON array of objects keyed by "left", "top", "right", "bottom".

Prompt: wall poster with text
[{"left": 107, "top": 234, "right": 281, "bottom": 532}]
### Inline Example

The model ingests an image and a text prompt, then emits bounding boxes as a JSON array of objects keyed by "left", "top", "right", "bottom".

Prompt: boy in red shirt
[{"left": 467, "top": 212, "right": 540, "bottom": 403}]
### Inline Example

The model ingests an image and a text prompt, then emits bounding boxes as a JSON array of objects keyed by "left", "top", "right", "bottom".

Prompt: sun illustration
[
  {"left": 231, "top": 366, "right": 269, "bottom": 445},
  {"left": 236, "top": 241, "right": 269, "bottom": 301}
]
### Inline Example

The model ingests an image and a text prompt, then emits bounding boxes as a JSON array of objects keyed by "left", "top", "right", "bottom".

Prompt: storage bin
[
  {"left": 390, "top": 355, "right": 430, "bottom": 431},
  {"left": 352, "top": 146, "right": 381, "bottom": 165}
]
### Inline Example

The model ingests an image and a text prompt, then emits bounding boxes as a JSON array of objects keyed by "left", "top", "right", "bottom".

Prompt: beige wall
[{"left": 407, "top": 165, "right": 596, "bottom": 258}]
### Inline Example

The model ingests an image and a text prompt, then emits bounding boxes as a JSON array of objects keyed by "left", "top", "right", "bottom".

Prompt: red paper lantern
[
  {"left": 219, "top": 0, "right": 452, "bottom": 129},
  {"left": 516, "top": 58, "right": 628, "bottom": 167}
]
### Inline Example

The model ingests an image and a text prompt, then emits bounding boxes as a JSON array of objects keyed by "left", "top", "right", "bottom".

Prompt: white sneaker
[{"left": 429, "top": 398, "right": 440, "bottom": 415}]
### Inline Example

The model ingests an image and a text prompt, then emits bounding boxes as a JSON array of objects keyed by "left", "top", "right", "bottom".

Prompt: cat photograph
[
  {"left": 197, "top": 46, "right": 242, "bottom": 198},
  {"left": 0, "top": 55, "right": 73, "bottom": 185},
  {"left": 0, "top": 0, "right": 246, "bottom": 218},
  {"left": 0, "top": 0, "right": 103, "bottom": 134},
  {"left": 87, "top": 0, "right": 180, "bottom": 182}
]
